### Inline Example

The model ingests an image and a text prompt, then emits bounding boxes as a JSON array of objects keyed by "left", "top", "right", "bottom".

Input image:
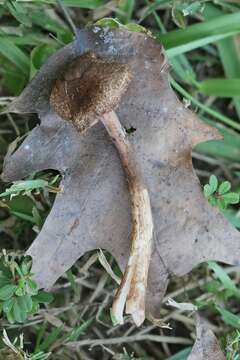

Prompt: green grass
[{"left": 1, "top": 0, "right": 240, "bottom": 359}]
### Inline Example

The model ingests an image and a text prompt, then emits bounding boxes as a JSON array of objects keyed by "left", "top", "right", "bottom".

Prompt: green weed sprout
[
  {"left": 225, "top": 330, "right": 240, "bottom": 360},
  {"left": 0, "top": 176, "right": 60, "bottom": 199},
  {"left": 204, "top": 175, "right": 240, "bottom": 210},
  {"left": 0, "top": 329, "right": 51, "bottom": 360},
  {"left": 0, "top": 252, "right": 53, "bottom": 323}
]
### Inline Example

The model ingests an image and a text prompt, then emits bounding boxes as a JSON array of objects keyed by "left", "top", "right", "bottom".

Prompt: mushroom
[{"left": 50, "top": 51, "right": 154, "bottom": 326}]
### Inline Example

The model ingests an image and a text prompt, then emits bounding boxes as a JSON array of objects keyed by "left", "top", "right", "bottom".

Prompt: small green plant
[
  {"left": 0, "top": 329, "right": 51, "bottom": 360},
  {"left": 0, "top": 252, "right": 53, "bottom": 323},
  {"left": 204, "top": 175, "right": 240, "bottom": 209},
  {"left": 172, "top": 0, "right": 206, "bottom": 28},
  {"left": 225, "top": 330, "right": 240, "bottom": 360},
  {"left": 0, "top": 176, "right": 60, "bottom": 199}
]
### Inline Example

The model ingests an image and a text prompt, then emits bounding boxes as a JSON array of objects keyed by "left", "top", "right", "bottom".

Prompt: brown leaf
[
  {"left": 2, "top": 27, "right": 240, "bottom": 320},
  {"left": 188, "top": 315, "right": 226, "bottom": 360}
]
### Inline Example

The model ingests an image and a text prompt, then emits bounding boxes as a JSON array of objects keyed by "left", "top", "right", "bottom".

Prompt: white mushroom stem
[{"left": 101, "top": 111, "right": 153, "bottom": 326}]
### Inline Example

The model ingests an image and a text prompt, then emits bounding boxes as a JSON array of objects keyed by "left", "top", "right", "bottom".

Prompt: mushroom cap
[{"left": 50, "top": 52, "right": 132, "bottom": 133}]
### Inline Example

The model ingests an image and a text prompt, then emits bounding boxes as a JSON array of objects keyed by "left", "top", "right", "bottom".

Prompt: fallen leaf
[
  {"left": 2, "top": 26, "right": 240, "bottom": 321},
  {"left": 188, "top": 315, "right": 226, "bottom": 360}
]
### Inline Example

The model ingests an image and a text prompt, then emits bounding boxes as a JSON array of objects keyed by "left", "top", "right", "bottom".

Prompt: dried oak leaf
[
  {"left": 2, "top": 27, "right": 240, "bottom": 319},
  {"left": 188, "top": 316, "right": 226, "bottom": 360}
]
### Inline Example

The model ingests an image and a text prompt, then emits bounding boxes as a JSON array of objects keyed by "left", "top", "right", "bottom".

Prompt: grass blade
[
  {"left": 208, "top": 261, "right": 240, "bottom": 298},
  {"left": 0, "top": 38, "right": 29, "bottom": 75},
  {"left": 166, "top": 347, "right": 192, "bottom": 360},
  {"left": 159, "top": 11, "right": 240, "bottom": 57},
  {"left": 17, "top": 0, "right": 104, "bottom": 8},
  {"left": 198, "top": 79, "right": 240, "bottom": 97},
  {"left": 139, "top": 0, "right": 170, "bottom": 23},
  {"left": 38, "top": 326, "right": 63, "bottom": 351},
  {"left": 117, "top": 0, "right": 135, "bottom": 24},
  {"left": 216, "top": 306, "right": 240, "bottom": 329},
  {"left": 203, "top": 4, "right": 240, "bottom": 118}
]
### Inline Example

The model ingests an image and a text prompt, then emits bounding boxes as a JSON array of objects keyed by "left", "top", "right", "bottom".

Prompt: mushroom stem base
[{"left": 101, "top": 111, "right": 153, "bottom": 327}]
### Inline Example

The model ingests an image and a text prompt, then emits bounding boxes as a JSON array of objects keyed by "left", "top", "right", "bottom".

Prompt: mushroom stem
[{"left": 101, "top": 111, "right": 153, "bottom": 326}]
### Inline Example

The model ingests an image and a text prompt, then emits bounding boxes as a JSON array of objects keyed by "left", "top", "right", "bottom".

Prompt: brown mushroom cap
[{"left": 50, "top": 52, "right": 132, "bottom": 133}]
